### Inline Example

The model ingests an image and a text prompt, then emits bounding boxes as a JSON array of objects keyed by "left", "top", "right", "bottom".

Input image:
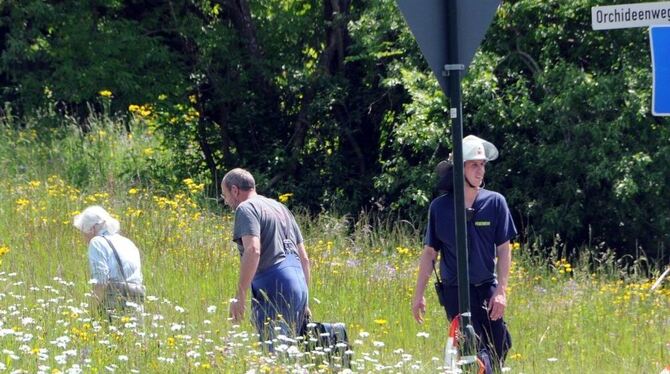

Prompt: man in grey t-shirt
[{"left": 221, "top": 168, "right": 311, "bottom": 340}]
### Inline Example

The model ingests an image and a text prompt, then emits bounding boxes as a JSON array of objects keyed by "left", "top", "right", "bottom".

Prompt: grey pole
[{"left": 445, "top": 0, "right": 476, "bottom": 360}]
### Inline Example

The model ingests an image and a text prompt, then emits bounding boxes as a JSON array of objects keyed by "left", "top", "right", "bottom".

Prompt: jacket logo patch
[{"left": 474, "top": 221, "right": 491, "bottom": 227}]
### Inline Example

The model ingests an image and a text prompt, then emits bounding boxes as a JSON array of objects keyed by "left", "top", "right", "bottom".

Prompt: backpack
[{"left": 300, "top": 318, "right": 352, "bottom": 368}]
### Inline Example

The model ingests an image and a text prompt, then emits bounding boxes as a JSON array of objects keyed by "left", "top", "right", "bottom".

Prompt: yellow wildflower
[
  {"left": 396, "top": 246, "right": 410, "bottom": 255},
  {"left": 183, "top": 178, "right": 204, "bottom": 193},
  {"left": 278, "top": 193, "right": 293, "bottom": 203}
]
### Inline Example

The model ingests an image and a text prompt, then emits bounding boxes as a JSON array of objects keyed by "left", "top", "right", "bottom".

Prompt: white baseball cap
[{"left": 462, "top": 135, "right": 498, "bottom": 162}]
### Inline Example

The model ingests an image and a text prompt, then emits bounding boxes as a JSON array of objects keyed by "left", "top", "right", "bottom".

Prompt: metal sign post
[{"left": 444, "top": 0, "right": 475, "bottom": 360}]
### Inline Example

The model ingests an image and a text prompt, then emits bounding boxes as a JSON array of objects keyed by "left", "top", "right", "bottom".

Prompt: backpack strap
[{"left": 100, "top": 236, "right": 131, "bottom": 291}]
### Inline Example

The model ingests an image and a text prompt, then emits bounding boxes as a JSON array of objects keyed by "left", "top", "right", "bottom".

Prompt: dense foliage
[{"left": 1, "top": 0, "right": 669, "bottom": 258}]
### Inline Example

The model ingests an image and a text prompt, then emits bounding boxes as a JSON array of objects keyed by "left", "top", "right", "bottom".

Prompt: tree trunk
[{"left": 268, "top": 0, "right": 351, "bottom": 188}]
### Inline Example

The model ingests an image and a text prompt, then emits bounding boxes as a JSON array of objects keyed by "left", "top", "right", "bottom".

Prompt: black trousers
[{"left": 443, "top": 283, "right": 512, "bottom": 370}]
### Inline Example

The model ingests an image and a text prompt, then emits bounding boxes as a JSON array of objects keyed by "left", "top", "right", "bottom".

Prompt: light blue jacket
[{"left": 88, "top": 231, "right": 143, "bottom": 285}]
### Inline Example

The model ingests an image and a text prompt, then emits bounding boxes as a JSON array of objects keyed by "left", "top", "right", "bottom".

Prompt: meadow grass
[{"left": 0, "top": 117, "right": 667, "bottom": 373}]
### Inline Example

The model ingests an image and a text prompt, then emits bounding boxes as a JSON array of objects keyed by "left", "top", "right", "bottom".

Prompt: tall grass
[{"left": 0, "top": 114, "right": 667, "bottom": 372}]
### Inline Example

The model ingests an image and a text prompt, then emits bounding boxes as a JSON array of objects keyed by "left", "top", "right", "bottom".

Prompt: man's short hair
[{"left": 222, "top": 168, "right": 256, "bottom": 191}]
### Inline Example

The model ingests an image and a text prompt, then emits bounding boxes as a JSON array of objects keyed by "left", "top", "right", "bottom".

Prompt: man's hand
[
  {"left": 304, "top": 305, "right": 312, "bottom": 319},
  {"left": 488, "top": 287, "right": 506, "bottom": 320},
  {"left": 412, "top": 246, "right": 438, "bottom": 325},
  {"left": 411, "top": 294, "right": 427, "bottom": 324},
  {"left": 229, "top": 297, "right": 246, "bottom": 323}
]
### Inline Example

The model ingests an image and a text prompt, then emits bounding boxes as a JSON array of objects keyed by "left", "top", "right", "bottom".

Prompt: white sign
[{"left": 592, "top": 1, "right": 670, "bottom": 30}]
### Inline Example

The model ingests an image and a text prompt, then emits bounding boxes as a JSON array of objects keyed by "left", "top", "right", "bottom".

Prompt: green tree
[{"left": 2, "top": 0, "right": 670, "bottom": 258}]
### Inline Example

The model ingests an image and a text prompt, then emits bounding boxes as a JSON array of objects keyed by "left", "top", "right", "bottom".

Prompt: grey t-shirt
[{"left": 232, "top": 195, "right": 304, "bottom": 273}]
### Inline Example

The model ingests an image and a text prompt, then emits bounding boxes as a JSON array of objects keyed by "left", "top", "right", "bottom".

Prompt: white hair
[{"left": 73, "top": 205, "right": 120, "bottom": 235}]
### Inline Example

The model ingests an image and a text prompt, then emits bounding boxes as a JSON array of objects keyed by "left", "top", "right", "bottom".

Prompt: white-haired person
[{"left": 73, "top": 205, "right": 145, "bottom": 322}]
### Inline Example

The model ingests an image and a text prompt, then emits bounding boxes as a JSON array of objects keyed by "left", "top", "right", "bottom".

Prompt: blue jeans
[
  {"left": 251, "top": 253, "right": 308, "bottom": 342},
  {"left": 444, "top": 283, "right": 512, "bottom": 371}
]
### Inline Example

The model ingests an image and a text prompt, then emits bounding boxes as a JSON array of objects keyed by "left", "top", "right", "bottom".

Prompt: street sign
[
  {"left": 650, "top": 26, "right": 670, "bottom": 116},
  {"left": 396, "top": 0, "right": 501, "bottom": 93},
  {"left": 592, "top": 1, "right": 670, "bottom": 30}
]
